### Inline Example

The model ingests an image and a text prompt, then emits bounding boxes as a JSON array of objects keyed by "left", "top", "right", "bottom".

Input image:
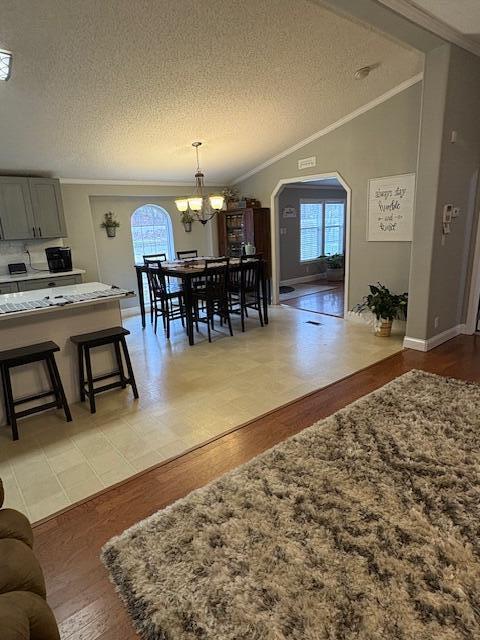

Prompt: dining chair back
[
  {"left": 143, "top": 254, "right": 168, "bottom": 324},
  {"left": 228, "top": 254, "right": 264, "bottom": 331},
  {"left": 192, "top": 258, "right": 232, "bottom": 343},
  {"left": 143, "top": 253, "right": 167, "bottom": 264},
  {"left": 177, "top": 250, "right": 198, "bottom": 260},
  {"left": 146, "top": 262, "right": 185, "bottom": 338},
  {"left": 147, "top": 261, "right": 168, "bottom": 296}
]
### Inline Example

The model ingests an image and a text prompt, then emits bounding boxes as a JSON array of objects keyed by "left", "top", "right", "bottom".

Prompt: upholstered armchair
[{"left": 0, "top": 479, "right": 60, "bottom": 640}]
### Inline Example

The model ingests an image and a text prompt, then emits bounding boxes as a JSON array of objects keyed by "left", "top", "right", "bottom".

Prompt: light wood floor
[
  {"left": 282, "top": 282, "right": 344, "bottom": 317},
  {"left": 32, "top": 335, "right": 480, "bottom": 640}
]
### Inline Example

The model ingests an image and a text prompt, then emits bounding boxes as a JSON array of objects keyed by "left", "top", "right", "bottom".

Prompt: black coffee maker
[{"left": 45, "top": 247, "right": 73, "bottom": 273}]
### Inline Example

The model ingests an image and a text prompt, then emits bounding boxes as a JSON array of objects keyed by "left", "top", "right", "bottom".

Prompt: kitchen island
[{"left": 0, "top": 282, "right": 134, "bottom": 426}]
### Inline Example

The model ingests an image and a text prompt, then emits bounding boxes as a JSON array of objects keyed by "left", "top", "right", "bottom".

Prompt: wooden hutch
[{"left": 217, "top": 207, "right": 271, "bottom": 275}]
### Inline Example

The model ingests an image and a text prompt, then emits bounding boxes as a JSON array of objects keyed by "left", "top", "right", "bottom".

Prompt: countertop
[
  {"left": 0, "top": 282, "right": 134, "bottom": 320},
  {"left": 0, "top": 268, "right": 86, "bottom": 284}
]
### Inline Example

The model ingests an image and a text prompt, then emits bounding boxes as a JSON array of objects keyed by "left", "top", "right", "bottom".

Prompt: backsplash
[{"left": 0, "top": 239, "right": 64, "bottom": 274}]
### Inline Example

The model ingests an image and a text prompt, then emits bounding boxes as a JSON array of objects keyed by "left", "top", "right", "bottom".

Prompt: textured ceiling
[
  {"left": 0, "top": 0, "right": 422, "bottom": 183},
  {"left": 408, "top": 0, "right": 480, "bottom": 43}
]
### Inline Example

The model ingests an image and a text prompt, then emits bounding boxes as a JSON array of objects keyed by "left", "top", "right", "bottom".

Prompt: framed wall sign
[{"left": 367, "top": 173, "right": 415, "bottom": 241}]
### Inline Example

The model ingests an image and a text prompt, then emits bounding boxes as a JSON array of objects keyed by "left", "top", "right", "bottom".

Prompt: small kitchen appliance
[
  {"left": 8, "top": 262, "right": 27, "bottom": 275},
  {"left": 45, "top": 247, "right": 73, "bottom": 273}
]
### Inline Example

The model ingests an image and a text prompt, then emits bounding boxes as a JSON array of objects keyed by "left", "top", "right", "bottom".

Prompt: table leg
[
  {"left": 183, "top": 276, "right": 195, "bottom": 346},
  {"left": 136, "top": 268, "right": 146, "bottom": 329}
]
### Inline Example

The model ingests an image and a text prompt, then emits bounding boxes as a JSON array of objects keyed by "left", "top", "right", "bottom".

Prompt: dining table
[{"left": 134, "top": 256, "right": 269, "bottom": 345}]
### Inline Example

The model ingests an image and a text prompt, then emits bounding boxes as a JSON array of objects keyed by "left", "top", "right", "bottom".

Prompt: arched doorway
[{"left": 270, "top": 172, "right": 351, "bottom": 316}]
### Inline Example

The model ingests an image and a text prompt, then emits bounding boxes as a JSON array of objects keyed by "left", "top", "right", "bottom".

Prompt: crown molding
[
  {"left": 58, "top": 178, "right": 203, "bottom": 187},
  {"left": 376, "top": 0, "right": 480, "bottom": 58},
  {"left": 232, "top": 72, "right": 423, "bottom": 184}
]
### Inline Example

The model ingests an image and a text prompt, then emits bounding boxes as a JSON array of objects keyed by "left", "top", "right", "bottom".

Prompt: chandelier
[{"left": 175, "top": 142, "right": 224, "bottom": 225}]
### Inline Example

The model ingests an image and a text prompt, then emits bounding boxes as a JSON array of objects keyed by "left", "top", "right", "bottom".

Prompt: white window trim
[{"left": 299, "top": 198, "right": 346, "bottom": 263}]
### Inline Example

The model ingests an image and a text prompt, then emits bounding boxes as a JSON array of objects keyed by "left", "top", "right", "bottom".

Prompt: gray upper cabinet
[
  {"left": 0, "top": 177, "right": 35, "bottom": 240},
  {"left": 28, "top": 178, "right": 67, "bottom": 238},
  {"left": 0, "top": 176, "right": 67, "bottom": 240}
]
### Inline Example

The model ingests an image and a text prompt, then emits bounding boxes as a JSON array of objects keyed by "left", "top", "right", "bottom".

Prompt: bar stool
[
  {"left": 70, "top": 326, "right": 138, "bottom": 414},
  {"left": 0, "top": 341, "right": 72, "bottom": 441}
]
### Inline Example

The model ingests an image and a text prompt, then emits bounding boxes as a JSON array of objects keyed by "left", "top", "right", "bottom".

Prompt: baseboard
[
  {"left": 280, "top": 274, "right": 327, "bottom": 286},
  {"left": 403, "top": 324, "right": 466, "bottom": 352}
]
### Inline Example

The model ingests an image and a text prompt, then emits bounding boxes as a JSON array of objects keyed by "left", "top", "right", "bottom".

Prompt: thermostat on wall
[{"left": 8, "top": 262, "right": 27, "bottom": 275}]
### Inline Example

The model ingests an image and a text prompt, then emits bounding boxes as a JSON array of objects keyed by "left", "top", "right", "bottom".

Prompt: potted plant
[
  {"left": 320, "top": 253, "right": 344, "bottom": 281},
  {"left": 101, "top": 211, "right": 120, "bottom": 238},
  {"left": 181, "top": 210, "right": 194, "bottom": 232},
  {"left": 354, "top": 283, "right": 408, "bottom": 337},
  {"left": 222, "top": 186, "right": 240, "bottom": 210}
]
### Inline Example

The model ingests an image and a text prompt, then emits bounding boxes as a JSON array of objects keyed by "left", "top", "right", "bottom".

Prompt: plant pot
[
  {"left": 183, "top": 222, "right": 192, "bottom": 233},
  {"left": 374, "top": 318, "right": 393, "bottom": 337},
  {"left": 326, "top": 267, "right": 344, "bottom": 282},
  {"left": 106, "top": 226, "right": 117, "bottom": 238}
]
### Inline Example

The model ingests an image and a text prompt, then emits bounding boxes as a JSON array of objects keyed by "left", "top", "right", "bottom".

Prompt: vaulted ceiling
[{"left": 0, "top": 0, "right": 423, "bottom": 183}]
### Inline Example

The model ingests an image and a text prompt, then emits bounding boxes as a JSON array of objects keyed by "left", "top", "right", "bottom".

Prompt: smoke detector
[{"left": 354, "top": 66, "right": 372, "bottom": 80}]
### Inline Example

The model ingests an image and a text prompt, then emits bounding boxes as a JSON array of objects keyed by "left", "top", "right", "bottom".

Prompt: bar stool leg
[
  {"left": 77, "top": 344, "right": 86, "bottom": 401},
  {"left": 1, "top": 363, "right": 11, "bottom": 426},
  {"left": 3, "top": 365, "right": 18, "bottom": 441},
  {"left": 120, "top": 336, "right": 139, "bottom": 399},
  {"left": 45, "top": 356, "right": 62, "bottom": 409},
  {"left": 84, "top": 346, "right": 96, "bottom": 414},
  {"left": 48, "top": 354, "right": 72, "bottom": 422},
  {"left": 114, "top": 340, "right": 127, "bottom": 389}
]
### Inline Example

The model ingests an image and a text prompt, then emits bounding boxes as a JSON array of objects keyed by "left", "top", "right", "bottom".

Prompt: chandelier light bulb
[
  {"left": 209, "top": 195, "right": 224, "bottom": 211},
  {"left": 188, "top": 197, "right": 203, "bottom": 212},
  {"left": 174, "top": 198, "right": 189, "bottom": 212}
]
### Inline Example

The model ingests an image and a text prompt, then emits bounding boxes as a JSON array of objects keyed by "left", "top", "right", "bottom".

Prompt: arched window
[{"left": 131, "top": 204, "right": 175, "bottom": 263}]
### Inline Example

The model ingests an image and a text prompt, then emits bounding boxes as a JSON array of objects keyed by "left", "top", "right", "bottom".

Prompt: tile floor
[{"left": 0, "top": 305, "right": 403, "bottom": 522}]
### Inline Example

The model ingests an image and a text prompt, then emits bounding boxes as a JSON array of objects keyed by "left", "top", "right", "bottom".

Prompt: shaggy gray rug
[{"left": 102, "top": 370, "right": 480, "bottom": 639}]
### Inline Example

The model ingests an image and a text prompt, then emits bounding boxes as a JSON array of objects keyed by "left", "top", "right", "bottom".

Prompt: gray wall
[
  {"left": 235, "top": 83, "right": 422, "bottom": 309},
  {"left": 278, "top": 186, "right": 346, "bottom": 281},
  {"left": 407, "top": 44, "right": 480, "bottom": 340}
]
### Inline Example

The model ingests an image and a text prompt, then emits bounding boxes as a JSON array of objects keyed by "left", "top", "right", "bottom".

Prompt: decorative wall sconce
[{"left": 101, "top": 211, "right": 120, "bottom": 238}]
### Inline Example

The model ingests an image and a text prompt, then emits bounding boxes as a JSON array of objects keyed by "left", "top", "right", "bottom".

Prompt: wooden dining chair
[
  {"left": 192, "top": 258, "right": 233, "bottom": 343},
  {"left": 228, "top": 254, "right": 264, "bottom": 331},
  {"left": 144, "top": 254, "right": 167, "bottom": 324},
  {"left": 146, "top": 262, "right": 185, "bottom": 339},
  {"left": 177, "top": 249, "right": 198, "bottom": 260}
]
